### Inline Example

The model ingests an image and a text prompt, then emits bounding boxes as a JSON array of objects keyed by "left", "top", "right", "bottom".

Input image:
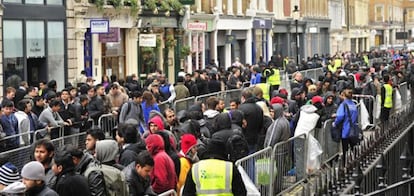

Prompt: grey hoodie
[
  {"left": 264, "top": 104, "right": 290, "bottom": 148},
  {"left": 95, "top": 140, "right": 119, "bottom": 164}
]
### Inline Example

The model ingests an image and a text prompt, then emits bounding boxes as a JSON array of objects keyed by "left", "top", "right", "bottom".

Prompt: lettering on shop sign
[
  {"left": 90, "top": 19, "right": 109, "bottom": 33},
  {"left": 99, "top": 28, "right": 120, "bottom": 43},
  {"left": 103, "top": 12, "right": 122, "bottom": 21}
]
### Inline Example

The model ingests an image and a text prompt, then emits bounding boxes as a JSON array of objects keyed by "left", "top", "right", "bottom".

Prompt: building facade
[{"left": 2, "top": 0, "right": 67, "bottom": 93}]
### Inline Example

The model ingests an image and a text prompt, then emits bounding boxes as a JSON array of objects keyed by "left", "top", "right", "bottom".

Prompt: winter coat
[
  {"left": 95, "top": 139, "right": 120, "bottom": 165},
  {"left": 118, "top": 101, "right": 144, "bottom": 125},
  {"left": 74, "top": 153, "right": 105, "bottom": 196},
  {"left": 334, "top": 99, "right": 358, "bottom": 139},
  {"left": 145, "top": 134, "right": 177, "bottom": 194},
  {"left": 123, "top": 162, "right": 154, "bottom": 196},
  {"left": 141, "top": 101, "right": 160, "bottom": 124},
  {"left": 264, "top": 104, "right": 290, "bottom": 148},
  {"left": 174, "top": 82, "right": 190, "bottom": 100},
  {"left": 238, "top": 97, "right": 264, "bottom": 145},
  {"left": 87, "top": 95, "right": 105, "bottom": 123},
  {"left": 53, "top": 169, "right": 91, "bottom": 196},
  {"left": 26, "top": 184, "right": 58, "bottom": 196},
  {"left": 321, "top": 93, "right": 338, "bottom": 122},
  {"left": 119, "top": 142, "right": 147, "bottom": 167},
  {"left": 293, "top": 104, "right": 320, "bottom": 137}
]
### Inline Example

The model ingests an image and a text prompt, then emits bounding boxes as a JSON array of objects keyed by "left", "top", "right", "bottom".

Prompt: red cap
[
  {"left": 311, "top": 96, "right": 324, "bottom": 105},
  {"left": 270, "top": 96, "right": 285, "bottom": 105}
]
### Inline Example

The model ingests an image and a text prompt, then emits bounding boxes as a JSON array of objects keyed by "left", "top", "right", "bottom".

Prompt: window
[
  {"left": 3, "top": 20, "right": 24, "bottom": 88},
  {"left": 3, "top": 0, "right": 22, "bottom": 3},
  {"left": 26, "top": 21, "right": 45, "bottom": 57},
  {"left": 47, "top": 21, "right": 65, "bottom": 89},
  {"left": 47, "top": 0, "right": 63, "bottom": 5},
  {"left": 26, "top": 0, "right": 43, "bottom": 4},
  {"left": 375, "top": 5, "right": 384, "bottom": 22}
]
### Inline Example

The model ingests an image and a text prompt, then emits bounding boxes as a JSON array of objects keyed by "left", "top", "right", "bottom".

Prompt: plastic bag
[
  {"left": 360, "top": 99, "right": 370, "bottom": 129},
  {"left": 255, "top": 158, "right": 277, "bottom": 185},
  {"left": 375, "top": 95, "right": 381, "bottom": 119},
  {"left": 394, "top": 89, "right": 402, "bottom": 111},
  {"left": 238, "top": 165, "right": 261, "bottom": 196},
  {"left": 307, "top": 135, "right": 323, "bottom": 173}
]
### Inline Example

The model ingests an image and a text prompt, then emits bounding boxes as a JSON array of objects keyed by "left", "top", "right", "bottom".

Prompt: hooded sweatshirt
[
  {"left": 294, "top": 104, "right": 320, "bottom": 137},
  {"left": 95, "top": 140, "right": 119, "bottom": 165},
  {"left": 264, "top": 104, "right": 290, "bottom": 148},
  {"left": 145, "top": 134, "right": 177, "bottom": 194}
]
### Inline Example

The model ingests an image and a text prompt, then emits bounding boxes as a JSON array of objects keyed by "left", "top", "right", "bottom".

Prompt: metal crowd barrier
[
  {"left": 352, "top": 94, "right": 377, "bottom": 128},
  {"left": 222, "top": 89, "right": 243, "bottom": 107},
  {"left": 158, "top": 101, "right": 171, "bottom": 113},
  {"left": 173, "top": 96, "right": 195, "bottom": 113},
  {"left": 98, "top": 113, "right": 117, "bottom": 138},
  {"left": 158, "top": 189, "right": 177, "bottom": 196},
  {"left": 235, "top": 147, "right": 273, "bottom": 195},
  {"left": 0, "top": 131, "right": 32, "bottom": 151},
  {"left": 195, "top": 92, "right": 222, "bottom": 104}
]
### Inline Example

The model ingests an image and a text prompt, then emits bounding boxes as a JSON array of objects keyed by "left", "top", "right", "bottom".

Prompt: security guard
[
  {"left": 262, "top": 65, "right": 281, "bottom": 94},
  {"left": 380, "top": 74, "right": 393, "bottom": 124},
  {"left": 182, "top": 138, "right": 247, "bottom": 195}
]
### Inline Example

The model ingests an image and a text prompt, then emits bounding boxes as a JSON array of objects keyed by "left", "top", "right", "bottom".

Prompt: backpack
[
  {"left": 84, "top": 163, "right": 129, "bottom": 196},
  {"left": 225, "top": 134, "right": 249, "bottom": 162}
]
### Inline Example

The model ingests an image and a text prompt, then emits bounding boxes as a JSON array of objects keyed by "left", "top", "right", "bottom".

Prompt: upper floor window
[
  {"left": 375, "top": 5, "right": 384, "bottom": 22},
  {"left": 3, "top": 0, "right": 63, "bottom": 5}
]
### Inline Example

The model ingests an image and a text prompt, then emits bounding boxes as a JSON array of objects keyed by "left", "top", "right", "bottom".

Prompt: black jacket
[
  {"left": 238, "top": 97, "right": 264, "bottom": 145},
  {"left": 123, "top": 162, "right": 155, "bottom": 196},
  {"left": 74, "top": 153, "right": 106, "bottom": 196},
  {"left": 87, "top": 95, "right": 105, "bottom": 123},
  {"left": 119, "top": 142, "right": 147, "bottom": 166},
  {"left": 54, "top": 169, "right": 91, "bottom": 196}
]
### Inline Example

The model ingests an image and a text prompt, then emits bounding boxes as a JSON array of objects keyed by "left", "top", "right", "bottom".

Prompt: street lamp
[
  {"left": 403, "top": 8, "right": 407, "bottom": 48},
  {"left": 293, "top": 5, "right": 300, "bottom": 66}
]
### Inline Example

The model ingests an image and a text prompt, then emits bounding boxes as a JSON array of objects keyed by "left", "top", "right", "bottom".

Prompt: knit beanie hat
[
  {"left": 0, "top": 181, "right": 26, "bottom": 194},
  {"left": 0, "top": 162, "right": 20, "bottom": 186},
  {"left": 21, "top": 161, "right": 45, "bottom": 181},
  {"left": 180, "top": 134, "right": 197, "bottom": 155}
]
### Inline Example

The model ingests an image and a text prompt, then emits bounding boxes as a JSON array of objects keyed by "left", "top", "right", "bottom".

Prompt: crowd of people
[{"left": 0, "top": 50, "right": 413, "bottom": 195}]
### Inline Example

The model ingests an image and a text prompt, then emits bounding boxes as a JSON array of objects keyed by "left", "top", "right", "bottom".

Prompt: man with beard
[
  {"left": 32, "top": 139, "right": 56, "bottom": 189},
  {"left": 21, "top": 161, "right": 58, "bottom": 196}
]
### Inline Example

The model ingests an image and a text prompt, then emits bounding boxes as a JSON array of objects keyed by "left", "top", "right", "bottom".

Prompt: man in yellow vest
[
  {"left": 262, "top": 65, "right": 281, "bottom": 95},
  {"left": 380, "top": 74, "right": 393, "bottom": 125},
  {"left": 182, "top": 138, "right": 247, "bottom": 195}
]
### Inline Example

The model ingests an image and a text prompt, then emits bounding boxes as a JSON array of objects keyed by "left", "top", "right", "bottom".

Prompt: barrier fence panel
[
  {"left": 195, "top": 92, "right": 222, "bottom": 104},
  {"left": 235, "top": 146, "right": 273, "bottom": 195},
  {"left": 62, "top": 132, "right": 87, "bottom": 150},
  {"left": 321, "top": 119, "right": 341, "bottom": 163},
  {"left": 98, "top": 113, "right": 117, "bottom": 138},
  {"left": 173, "top": 96, "right": 195, "bottom": 113},
  {"left": 271, "top": 133, "right": 308, "bottom": 196},
  {"left": 0, "top": 145, "right": 32, "bottom": 170},
  {"left": 0, "top": 131, "right": 33, "bottom": 152},
  {"left": 158, "top": 101, "right": 171, "bottom": 113},
  {"left": 222, "top": 89, "right": 243, "bottom": 108},
  {"left": 158, "top": 189, "right": 177, "bottom": 196},
  {"left": 352, "top": 94, "right": 377, "bottom": 128}
]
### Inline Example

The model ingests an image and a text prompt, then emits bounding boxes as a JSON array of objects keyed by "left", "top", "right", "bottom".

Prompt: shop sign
[
  {"left": 225, "top": 34, "right": 236, "bottom": 44},
  {"left": 180, "top": 0, "right": 195, "bottom": 5},
  {"left": 187, "top": 22, "right": 207, "bottom": 31},
  {"left": 90, "top": 19, "right": 109, "bottom": 33},
  {"left": 253, "top": 19, "right": 272, "bottom": 29},
  {"left": 99, "top": 28, "right": 120, "bottom": 43},
  {"left": 139, "top": 34, "right": 157, "bottom": 47}
]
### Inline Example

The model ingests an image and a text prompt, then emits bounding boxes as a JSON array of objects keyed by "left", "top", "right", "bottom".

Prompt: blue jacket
[
  {"left": 0, "top": 114, "right": 19, "bottom": 148},
  {"left": 334, "top": 99, "right": 358, "bottom": 139},
  {"left": 141, "top": 101, "right": 160, "bottom": 124}
]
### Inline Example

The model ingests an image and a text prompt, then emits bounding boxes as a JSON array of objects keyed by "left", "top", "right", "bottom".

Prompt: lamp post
[
  {"left": 293, "top": 5, "right": 300, "bottom": 66},
  {"left": 404, "top": 8, "right": 407, "bottom": 48}
]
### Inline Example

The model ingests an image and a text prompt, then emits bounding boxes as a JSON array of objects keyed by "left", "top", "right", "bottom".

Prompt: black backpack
[{"left": 225, "top": 134, "right": 249, "bottom": 162}]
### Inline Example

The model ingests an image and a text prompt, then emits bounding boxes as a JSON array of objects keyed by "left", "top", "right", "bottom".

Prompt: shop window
[
  {"left": 101, "top": 28, "right": 126, "bottom": 80},
  {"left": 3, "top": 0, "right": 22, "bottom": 3},
  {"left": 47, "top": 21, "right": 65, "bottom": 89},
  {"left": 47, "top": 0, "right": 63, "bottom": 5},
  {"left": 3, "top": 20, "right": 24, "bottom": 89},
  {"left": 26, "top": 0, "right": 43, "bottom": 4}
]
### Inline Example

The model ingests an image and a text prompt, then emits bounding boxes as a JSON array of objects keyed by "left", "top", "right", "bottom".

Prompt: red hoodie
[
  {"left": 145, "top": 134, "right": 177, "bottom": 194},
  {"left": 148, "top": 115, "right": 165, "bottom": 131}
]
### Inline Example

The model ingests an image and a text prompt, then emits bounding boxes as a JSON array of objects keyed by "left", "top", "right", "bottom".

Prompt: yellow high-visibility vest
[
  {"left": 192, "top": 159, "right": 233, "bottom": 196},
  {"left": 384, "top": 84, "right": 393, "bottom": 108},
  {"left": 256, "top": 83, "right": 270, "bottom": 101},
  {"left": 267, "top": 68, "right": 281, "bottom": 85}
]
